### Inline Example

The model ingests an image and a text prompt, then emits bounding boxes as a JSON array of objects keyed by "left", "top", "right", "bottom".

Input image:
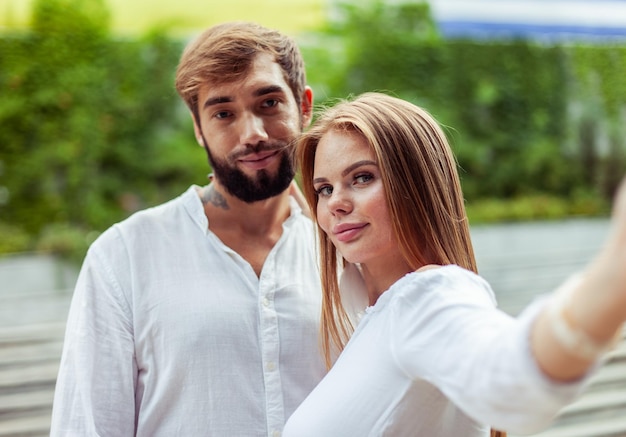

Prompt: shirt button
[
  {"left": 262, "top": 297, "right": 270, "bottom": 307},
  {"left": 266, "top": 361, "right": 276, "bottom": 371},
  {"left": 272, "top": 431, "right": 281, "bottom": 437}
]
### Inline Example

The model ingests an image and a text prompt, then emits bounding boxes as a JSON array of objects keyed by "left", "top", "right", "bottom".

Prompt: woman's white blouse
[{"left": 283, "top": 264, "right": 593, "bottom": 437}]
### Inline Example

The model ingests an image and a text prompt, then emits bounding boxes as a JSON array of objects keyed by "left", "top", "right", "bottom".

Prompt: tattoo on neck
[{"left": 201, "top": 185, "right": 229, "bottom": 210}]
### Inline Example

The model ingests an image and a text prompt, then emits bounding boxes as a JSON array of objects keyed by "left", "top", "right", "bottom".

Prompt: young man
[{"left": 50, "top": 22, "right": 325, "bottom": 436}]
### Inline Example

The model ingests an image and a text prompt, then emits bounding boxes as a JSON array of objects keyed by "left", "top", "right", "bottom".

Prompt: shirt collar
[{"left": 182, "top": 185, "right": 304, "bottom": 235}]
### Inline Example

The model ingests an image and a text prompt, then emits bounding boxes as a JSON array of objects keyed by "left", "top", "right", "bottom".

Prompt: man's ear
[
  {"left": 300, "top": 86, "right": 314, "bottom": 129},
  {"left": 192, "top": 113, "right": 204, "bottom": 147}
]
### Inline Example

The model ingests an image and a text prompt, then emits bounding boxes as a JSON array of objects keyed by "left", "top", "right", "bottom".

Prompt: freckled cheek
[
  {"left": 378, "top": 212, "right": 397, "bottom": 244},
  {"left": 367, "top": 188, "right": 394, "bottom": 240}
]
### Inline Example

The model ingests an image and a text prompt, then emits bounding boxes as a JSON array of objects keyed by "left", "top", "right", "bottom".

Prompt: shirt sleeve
[
  {"left": 388, "top": 266, "right": 596, "bottom": 435},
  {"left": 50, "top": 230, "right": 137, "bottom": 436}
]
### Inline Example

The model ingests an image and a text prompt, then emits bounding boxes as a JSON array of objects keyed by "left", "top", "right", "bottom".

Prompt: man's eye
[
  {"left": 215, "top": 111, "right": 230, "bottom": 119},
  {"left": 262, "top": 99, "right": 279, "bottom": 108}
]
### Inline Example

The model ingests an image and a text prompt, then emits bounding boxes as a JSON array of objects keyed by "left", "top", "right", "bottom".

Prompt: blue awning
[{"left": 428, "top": 0, "right": 626, "bottom": 42}]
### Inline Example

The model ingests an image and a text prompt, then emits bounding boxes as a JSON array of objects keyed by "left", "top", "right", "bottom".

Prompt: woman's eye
[
  {"left": 315, "top": 185, "right": 332, "bottom": 197},
  {"left": 354, "top": 173, "right": 373, "bottom": 184}
]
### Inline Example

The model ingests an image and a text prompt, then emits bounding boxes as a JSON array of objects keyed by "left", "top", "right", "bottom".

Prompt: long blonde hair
[{"left": 297, "top": 92, "right": 477, "bottom": 368}]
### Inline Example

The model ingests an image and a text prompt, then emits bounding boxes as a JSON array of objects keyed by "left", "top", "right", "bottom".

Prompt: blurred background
[
  {"left": 0, "top": 0, "right": 625, "bottom": 260},
  {"left": 0, "top": 1, "right": 625, "bottom": 436}
]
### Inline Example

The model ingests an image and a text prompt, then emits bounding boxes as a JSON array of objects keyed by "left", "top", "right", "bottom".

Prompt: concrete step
[
  {"left": 586, "top": 360, "right": 626, "bottom": 389},
  {"left": 0, "top": 361, "right": 59, "bottom": 392},
  {"left": 559, "top": 389, "right": 626, "bottom": 418},
  {"left": 0, "top": 389, "right": 53, "bottom": 416},
  {"left": 522, "top": 413, "right": 626, "bottom": 437},
  {"left": 0, "top": 322, "right": 67, "bottom": 344},
  {"left": 0, "top": 320, "right": 63, "bottom": 437},
  {"left": 0, "top": 341, "right": 64, "bottom": 367},
  {"left": 0, "top": 411, "right": 52, "bottom": 437}
]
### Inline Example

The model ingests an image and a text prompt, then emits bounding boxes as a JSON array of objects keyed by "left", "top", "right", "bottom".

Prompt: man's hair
[
  {"left": 175, "top": 21, "right": 307, "bottom": 121},
  {"left": 297, "top": 92, "right": 477, "bottom": 368}
]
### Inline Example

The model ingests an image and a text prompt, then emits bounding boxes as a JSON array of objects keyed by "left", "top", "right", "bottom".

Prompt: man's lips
[
  {"left": 238, "top": 150, "right": 280, "bottom": 170},
  {"left": 332, "top": 223, "right": 367, "bottom": 242}
]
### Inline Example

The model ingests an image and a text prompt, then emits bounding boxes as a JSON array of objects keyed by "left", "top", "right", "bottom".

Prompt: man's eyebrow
[
  {"left": 203, "top": 96, "right": 232, "bottom": 108},
  {"left": 202, "top": 85, "right": 286, "bottom": 109},
  {"left": 254, "top": 85, "right": 286, "bottom": 97}
]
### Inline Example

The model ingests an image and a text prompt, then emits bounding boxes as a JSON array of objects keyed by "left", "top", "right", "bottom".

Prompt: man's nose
[{"left": 239, "top": 113, "right": 269, "bottom": 146}]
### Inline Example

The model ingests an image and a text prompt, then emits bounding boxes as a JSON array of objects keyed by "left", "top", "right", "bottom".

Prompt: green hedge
[{"left": 0, "top": 0, "right": 204, "bottom": 240}]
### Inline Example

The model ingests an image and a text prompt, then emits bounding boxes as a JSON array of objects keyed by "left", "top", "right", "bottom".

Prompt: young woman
[{"left": 283, "top": 92, "right": 626, "bottom": 436}]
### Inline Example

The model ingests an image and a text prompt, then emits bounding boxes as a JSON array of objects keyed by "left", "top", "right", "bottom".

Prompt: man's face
[{"left": 194, "top": 53, "right": 312, "bottom": 203}]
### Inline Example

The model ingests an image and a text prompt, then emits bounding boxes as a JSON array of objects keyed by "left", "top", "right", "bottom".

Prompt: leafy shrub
[
  {"left": 0, "top": 221, "right": 32, "bottom": 254},
  {"left": 0, "top": 0, "right": 196, "bottom": 237},
  {"left": 466, "top": 193, "right": 609, "bottom": 224},
  {"left": 35, "top": 223, "right": 98, "bottom": 264}
]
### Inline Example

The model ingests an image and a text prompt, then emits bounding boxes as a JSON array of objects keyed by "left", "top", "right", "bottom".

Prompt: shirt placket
[{"left": 258, "top": 252, "right": 284, "bottom": 437}]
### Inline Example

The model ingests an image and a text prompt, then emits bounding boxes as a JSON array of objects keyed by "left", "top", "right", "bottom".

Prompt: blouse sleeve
[
  {"left": 388, "top": 265, "right": 596, "bottom": 435},
  {"left": 50, "top": 229, "right": 137, "bottom": 436}
]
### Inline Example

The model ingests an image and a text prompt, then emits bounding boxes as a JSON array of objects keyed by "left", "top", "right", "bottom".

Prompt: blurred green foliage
[
  {"left": 0, "top": 221, "right": 32, "bottom": 253},
  {"left": 35, "top": 222, "right": 99, "bottom": 264},
  {"left": 302, "top": 0, "right": 624, "bottom": 208},
  {"left": 1, "top": 0, "right": 624, "bottom": 261},
  {"left": 0, "top": 0, "right": 205, "bottom": 260}
]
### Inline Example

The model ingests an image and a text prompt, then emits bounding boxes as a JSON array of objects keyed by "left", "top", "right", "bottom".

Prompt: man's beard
[{"left": 204, "top": 142, "right": 295, "bottom": 203}]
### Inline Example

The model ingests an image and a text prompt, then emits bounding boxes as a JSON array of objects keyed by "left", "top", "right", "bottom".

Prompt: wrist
[{"left": 548, "top": 275, "right": 618, "bottom": 361}]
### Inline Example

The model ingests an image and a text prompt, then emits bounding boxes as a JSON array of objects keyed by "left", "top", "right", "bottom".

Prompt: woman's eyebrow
[
  {"left": 312, "top": 160, "right": 377, "bottom": 185},
  {"left": 341, "top": 160, "right": 377, "bottom": 177}
]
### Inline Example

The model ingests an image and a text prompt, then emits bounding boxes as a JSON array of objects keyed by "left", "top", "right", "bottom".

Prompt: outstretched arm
[{"left": 531, "top": 176, "right": 626, "bottom": 381}]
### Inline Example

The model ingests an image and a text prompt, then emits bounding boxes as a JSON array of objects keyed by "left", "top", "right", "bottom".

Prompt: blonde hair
[
  {"left": 297, "top": 92, "right": 477, "bottom": 368},
  {"left": 175, "top": 21, "right": 307, "bottom": 122}
]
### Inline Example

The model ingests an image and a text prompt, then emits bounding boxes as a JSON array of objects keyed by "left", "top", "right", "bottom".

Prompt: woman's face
[{"left": 312, "top": 128, "right": 403, "bottom": 266}]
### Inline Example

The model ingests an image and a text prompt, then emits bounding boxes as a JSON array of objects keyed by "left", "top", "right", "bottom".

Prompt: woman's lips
[{"left": 333, "top": 223, "right": 367, "bottom": 242}]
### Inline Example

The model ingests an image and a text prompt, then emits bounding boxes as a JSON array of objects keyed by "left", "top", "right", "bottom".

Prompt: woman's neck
[{"left": 360, "top": 257, "right": 413, "bottom": 306}]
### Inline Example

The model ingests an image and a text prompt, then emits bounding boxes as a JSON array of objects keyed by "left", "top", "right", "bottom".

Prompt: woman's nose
[{"left": 327, "top": 189, "right": 352, "bottom": 215}]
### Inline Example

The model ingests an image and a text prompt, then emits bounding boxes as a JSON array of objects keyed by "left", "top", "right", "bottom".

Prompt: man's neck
[
  {"left": 198, "top": 183, "right": 292, "bottom": 236},
  {"left": 197, "top": 182, "right": 293, "bottom": 277}
]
